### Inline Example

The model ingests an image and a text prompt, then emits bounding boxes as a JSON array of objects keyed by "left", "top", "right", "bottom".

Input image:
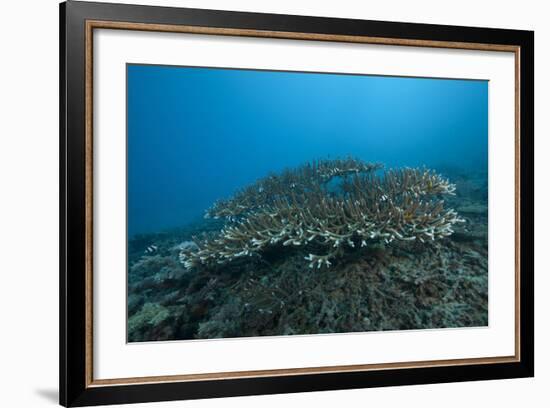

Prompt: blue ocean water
[{"left": 127, "top": 64, "right": 488, "bottom": 237}]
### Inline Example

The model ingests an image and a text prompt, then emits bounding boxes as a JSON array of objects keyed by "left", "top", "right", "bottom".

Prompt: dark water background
[{"left": 127, "top": 64, "right": 488, "bottom": 237}]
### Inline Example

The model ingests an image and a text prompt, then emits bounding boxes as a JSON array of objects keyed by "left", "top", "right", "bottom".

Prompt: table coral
[{"left": 180, "top": 158, "right": 464, "bottom": 270}]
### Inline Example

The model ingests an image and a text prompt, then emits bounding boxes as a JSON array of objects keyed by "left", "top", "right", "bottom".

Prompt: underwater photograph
[{"left": 127, "top": 64, "right": 489, "bottom": 343}]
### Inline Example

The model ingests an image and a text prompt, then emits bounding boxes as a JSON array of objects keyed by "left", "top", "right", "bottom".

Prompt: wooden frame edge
[
  {"left": 514, "top": 46, "right": 522, "bottom": 361},
  {"left": 85, "top": 19, "right": 94, "bottom": 389},
  {"left": 89, "top": 356, "right": 519, "bottom": 387},
  {"left": 87, "top": 19, "right": 520, "bottom": 52}
]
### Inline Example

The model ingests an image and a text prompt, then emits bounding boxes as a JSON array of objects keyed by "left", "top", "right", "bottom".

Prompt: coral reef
[
  {"left": 180, "top": 159, "right": 463, "bottom": 270},
  {"left": 205, "top": 158, "right": 383, "bottom": 219},
  {"left": 194, "top": 241, "right": 488, "bottom": 338},
  {"left": 127, "top": 234, "right": 488, "bottom": 341},
  {"left": 127, "top": 162, "right": 488, "bottom": 343}
]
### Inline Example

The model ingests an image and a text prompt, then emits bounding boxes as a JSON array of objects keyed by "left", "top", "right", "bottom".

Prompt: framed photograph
[{"left": 60, "top": 1, "right": 534, "bottom": 406}]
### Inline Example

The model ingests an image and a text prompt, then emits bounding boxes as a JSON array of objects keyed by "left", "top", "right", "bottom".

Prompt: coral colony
[
  {"left": 179, "top": 158, "right": 464, "bottom": 270},
  {"left": 127, "top": 157, "right": 488, "bottom": 342}
]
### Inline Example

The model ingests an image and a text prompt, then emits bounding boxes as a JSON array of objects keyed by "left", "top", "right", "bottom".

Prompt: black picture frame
[{"left": 60, "top": 1, "right": 534, "bottom": 406}]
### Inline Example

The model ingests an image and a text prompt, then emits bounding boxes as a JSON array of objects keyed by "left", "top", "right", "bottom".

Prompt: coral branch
[
  {"left": 205, "top": 157, "right": 383, "bottom": 219},
  {"left": 181, "top": 159, "right": 463, "bottom": 270}
]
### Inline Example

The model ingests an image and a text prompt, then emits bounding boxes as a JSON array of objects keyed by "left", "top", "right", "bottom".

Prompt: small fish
[{"left": 144, "top": 245, "right": 158, "bottom": 254}]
